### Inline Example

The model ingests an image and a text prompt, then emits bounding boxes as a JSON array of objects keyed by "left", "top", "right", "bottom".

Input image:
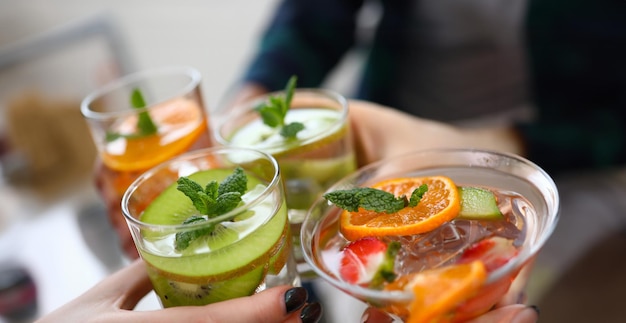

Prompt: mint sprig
[
  {"left": 323, "top": 184, "right": 428, "bottom": 214},
  {"left": 105, "top": 88, "right": 158, "bottom": 142},
  {"left": 174, "top": 215, "right": 215, "bottom": 250},
  {"left": 254, "top": 75, "right": 305, "bottom": 139},
  {"left": 174, "top": 167, "right": 248, "bottom": 250},
  {"left": 370, "top": 241, "right": 401, "bottom": 289}
]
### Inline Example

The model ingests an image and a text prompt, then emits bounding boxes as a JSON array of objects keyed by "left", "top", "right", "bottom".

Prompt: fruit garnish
[
  {"left": 101, "top": 97, "right": 205, "bottom": 172},
  {"left": 456, "top": 237, "right": 519, "bottom": 272},
  {"left": 106, "top": 88, "right": 158, "bottom": 141},
  {"left": 324, "top": 184, "right": 428, "bottom": 214},
  {"left": 254, "top": 75, "right": 305, "bottom": 139},
  {"left": 385, "top": 261, "right": 487, "bottom": 323},
  {"left": 174, "top": 167, "right": 248, "bottom": 250},
  {"left": 457, "top": 187, "right": 504, "bottom": 220},
  {"left": 326, "top": 176, "right": 460, "bottom": 241},
  {"left": 339, "top": 237, "right": 400, "bottom": 288}
]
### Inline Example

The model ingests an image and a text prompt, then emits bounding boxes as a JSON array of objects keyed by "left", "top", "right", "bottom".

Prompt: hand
[
  {"left": 361, "top": 305, "right": 539, "bottom": 323},
  {"left": 36, "top": 259, "right": 322, "bottom": 323},
  {"left": 348, "top": 100, "right": 525, "bottom": 167}
]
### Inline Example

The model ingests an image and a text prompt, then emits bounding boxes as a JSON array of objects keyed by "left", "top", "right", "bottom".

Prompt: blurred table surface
[{"left": 0, "top": 175, "right": 161, "bottom": 323}]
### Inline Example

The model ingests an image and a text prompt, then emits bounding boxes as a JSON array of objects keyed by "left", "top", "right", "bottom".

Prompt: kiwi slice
[
  {"left": 139, "top": 168, "right": 289, "bottom": 279},
  {"left": 457, "top": 186, "right": 504, "bottom": 220},
  {"left": 148, "top": 263, "right": 266, "bottom": 307},
  {"left": 140, "top": 169, "right": 250, "bottom": 225}
]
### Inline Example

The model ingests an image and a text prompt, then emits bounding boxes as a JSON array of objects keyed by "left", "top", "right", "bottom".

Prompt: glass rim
[
  {"left": 121, "top": 146, "right": 282, "bottom": 232},
  {"left": 301, "top": 147, "right": 561, "bottom": 301},
  {"left": 80, "top": 65, "right": 202, "bottom": 120},
  {"left": 213, "top": 88, "right": 349, "bottom": 150}
]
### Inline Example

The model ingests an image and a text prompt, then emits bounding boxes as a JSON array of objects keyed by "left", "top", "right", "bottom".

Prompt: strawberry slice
[
  {"left": 457, "top": 237, "right": 519, "bottom": 272},
  {"left": 339, "top": 237, "right": 400, "bottom": 287}
]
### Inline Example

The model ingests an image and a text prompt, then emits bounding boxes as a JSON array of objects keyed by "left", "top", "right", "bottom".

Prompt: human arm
[
  {"left": 239, "top": 0, "right": 365, "bottom": 92},
  {"left": 35, "top": 259, "right": 321, "bottom": 323}
]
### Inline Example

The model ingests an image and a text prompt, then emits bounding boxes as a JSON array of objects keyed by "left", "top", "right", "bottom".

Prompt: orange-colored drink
[
  {"left": 81, "top": 67, "right": 212, "bottom": 253},
  {"left": 100, "top": 97, "right": 211, "bottom": 195}
]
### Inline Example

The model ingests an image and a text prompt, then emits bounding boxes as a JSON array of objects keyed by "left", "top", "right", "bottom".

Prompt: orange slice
[
  {"left": 386, "top": 261, "right": 487, "bottom": 323},
  {"left": 339, "top": 176, "right": 461, "bottom": 241},
  {"left": 101, "top": 97, "right": 208, "bottom": 172}
]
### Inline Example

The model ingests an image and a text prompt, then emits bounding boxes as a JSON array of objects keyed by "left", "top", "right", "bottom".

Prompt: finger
[
  {"left": 130, "top": 286, "right": 314, "bottom": 323},
  {"left": 466, "top": 304, "right": 538, "bottom": 323},
  {"left": 84, "top": 259, "right": 153, "bottom": 309},
  {"left": 361, "top": 307, "right": 394, "bottom": 323}
]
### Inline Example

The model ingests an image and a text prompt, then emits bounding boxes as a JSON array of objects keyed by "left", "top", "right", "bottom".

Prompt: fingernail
[
  {"left": 285, "top": 287, "right": 308, "bottom": 313},
  {"left": 512, "top": 305, "right": 540, "bottom": 323},
  {"left": 528, "top": 305, "right": 540, "bottom": 315},
  {"left": 300, "top": 302, "right": 323, "bottom": 323}
]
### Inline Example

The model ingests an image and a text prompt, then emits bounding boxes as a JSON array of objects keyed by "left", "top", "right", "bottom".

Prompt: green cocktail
[
  {"left": 122, "top": 147, "right": 299, "bottom": 307},
  {"left": 215, "top": 83, "right": 357, "bottom": 275}
]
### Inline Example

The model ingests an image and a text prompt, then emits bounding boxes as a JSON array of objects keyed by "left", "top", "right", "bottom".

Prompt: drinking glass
[
  {"left": 301, "top": 148, "right": 560, "bottom": 322},
  {"left": 122, "top": 147, "right": 299, "bottom": 307},
  {"left": 81, "top": 66, "right": 212, "bottom": 254},
  {"left": 215, "top": 88, "right": 357, "bottom": 277}
]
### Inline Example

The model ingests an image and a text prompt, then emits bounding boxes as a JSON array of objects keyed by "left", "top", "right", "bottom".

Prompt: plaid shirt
[{"left": 242, "top": 0, "right": 626, "bottom": 174}]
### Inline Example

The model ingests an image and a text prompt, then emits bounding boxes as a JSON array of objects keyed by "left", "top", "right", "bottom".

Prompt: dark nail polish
[
  {"left": 285, "top": 287, "right": 308, "bottom": 313},
  {"left": 528, "top": 305, "right": 541, "bottom": 315},
  {"left": 300, "top": 302, "right": 322, "bottom": 323}
]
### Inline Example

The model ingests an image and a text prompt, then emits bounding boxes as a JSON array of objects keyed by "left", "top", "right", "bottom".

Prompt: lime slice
[{"left": 457, "top": 187, "right": 504, "bottom": 220}]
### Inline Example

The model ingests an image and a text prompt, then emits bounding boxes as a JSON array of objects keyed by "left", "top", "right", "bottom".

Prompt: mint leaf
[
  {"left": 218, "top": 167, "right": 247, "bottom": 196},
  {"left": 176, "top": 177, "right": 214, "bottom": 215},
  {"left": 283, "top": 75, "right": 297, "bottom": 115},
  {"left": 323, "top": 187, "right": 406, "bottom": 213},
  {"left": 105, "top": 88, "right": 158, "bottom": 142},
  {"left": 105, "top": 132, "right": 123, "bottom": 142},
  {"left": 174, "top": 215, "right": 215, "bottom": 250},
  {"left": 254, "top": 75, "right": 305, "bottom": 138},
  {"left": 409, "top": 184, "right": 428, "bottom": 207},
  {"left": 131, "top": 89, "right": 158, "bottom": 136},
  {"left": 370, "top": 241, "right": 400, "bottom": 289},
  {"left": 175, "top": 168, "right": 249, "bottom": 250},
  {"left": 210, "top": 192, "right": 243, "bottom": 215},
  {"left": 255, "top": 103, "right": 283, "bottom": 128},
  {"left": 280, "top": 122, "right": 305, "bottom": 138},
  {"left": 324, "top": 185, "right": 430, "bottom": 214}
]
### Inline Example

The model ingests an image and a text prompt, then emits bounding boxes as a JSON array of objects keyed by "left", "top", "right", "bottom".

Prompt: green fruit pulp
[
  {"left": 147, "top": 262, "right": 265, "bottom": 307},
  {"left": 137, "top": 168, "right": 289, "bottom": 305},
  {"left": 457, "top": 186, "right": 504, "bottom": 220}
]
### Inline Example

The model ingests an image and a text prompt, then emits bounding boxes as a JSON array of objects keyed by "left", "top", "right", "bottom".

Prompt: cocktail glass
[
  {"left": 81, "top": 66, "right": 211, "bottom": 254},
  {"left": 301, "top": 148, "right": 560, "bottom": 322},
  {"left": 215, "top": 88, "right": 357, "bottom": 277},
  {"left": 122, "top": 147, "right": 299, "bottom": 307}
]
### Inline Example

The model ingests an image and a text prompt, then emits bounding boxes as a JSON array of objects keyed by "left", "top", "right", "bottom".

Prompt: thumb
[{"left": 133, "top": 285, "right": 315, "bottom": 323}]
